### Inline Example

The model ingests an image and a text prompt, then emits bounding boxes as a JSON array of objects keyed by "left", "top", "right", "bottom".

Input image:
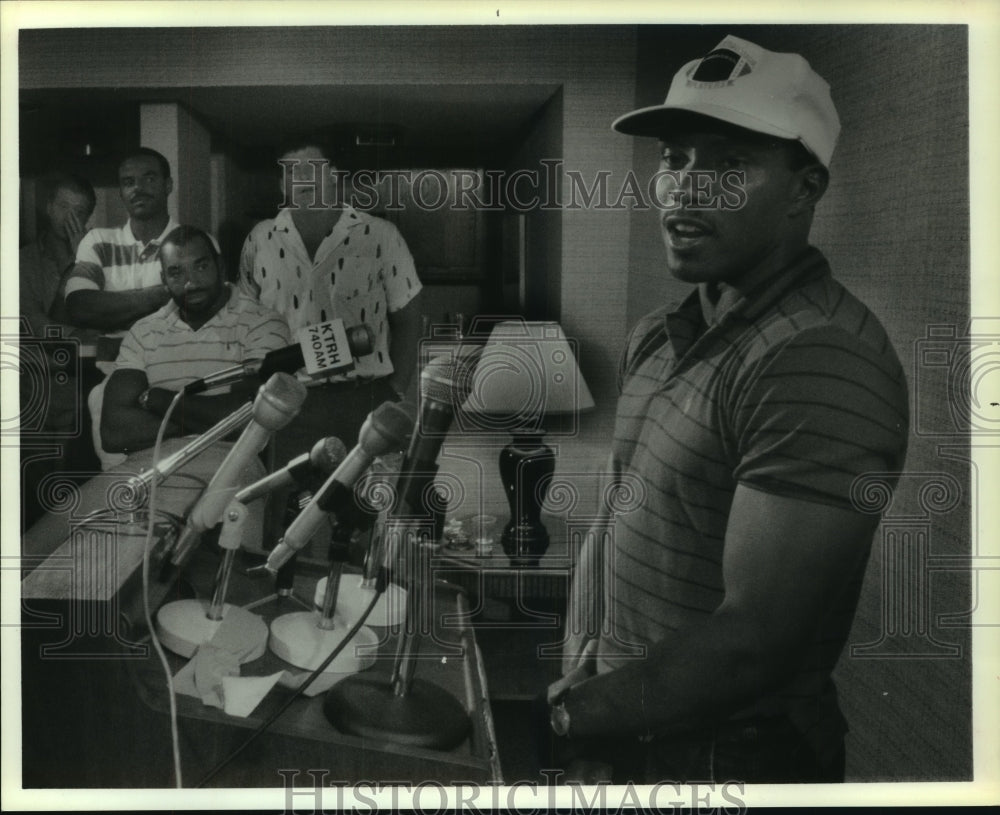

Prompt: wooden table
[{"left": 20, "top": 471, "right": 501, "bottom": 788}]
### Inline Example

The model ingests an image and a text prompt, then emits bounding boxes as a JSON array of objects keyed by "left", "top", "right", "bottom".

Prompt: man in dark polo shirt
[{"left": 548, "top": 35, "right": 909, "bottom": 784}]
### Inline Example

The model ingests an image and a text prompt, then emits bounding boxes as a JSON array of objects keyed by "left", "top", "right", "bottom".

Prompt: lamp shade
[{"left": 461, "top": 321, "right": 594, "bottom": 431}]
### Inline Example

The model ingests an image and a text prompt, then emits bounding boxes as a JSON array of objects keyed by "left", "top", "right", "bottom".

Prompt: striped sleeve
[
  {"left": 64, "top": 230, "right": 107, "bottom": 295},
  {"left": 115, "top": 325, "right": 148, "bottom": 374},
  {"left": 64, "top": 263, "right": 105, "bottom": 296},
  {"left": 732, "top": 325, "right": 909, "bottom": 509}
]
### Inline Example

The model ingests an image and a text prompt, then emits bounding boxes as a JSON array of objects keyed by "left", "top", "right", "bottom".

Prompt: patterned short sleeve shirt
[{"left": 238, "top": 206, "right": 421, "bottom": 380}]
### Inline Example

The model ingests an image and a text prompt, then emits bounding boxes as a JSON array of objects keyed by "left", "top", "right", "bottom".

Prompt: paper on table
[
  {"left": 222, "top": 672, "right": 286, "bottom": 718},
  {"left": 172, "top": 606, "right": 278, "bottom": 714}
]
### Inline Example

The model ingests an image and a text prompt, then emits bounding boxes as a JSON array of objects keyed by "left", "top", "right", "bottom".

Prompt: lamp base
[
  {"left": 499, "top": 433, "right": 554, "bottom": 566},
  {"left": 324, "top": 673, "right": 470, "bottom": 750}
]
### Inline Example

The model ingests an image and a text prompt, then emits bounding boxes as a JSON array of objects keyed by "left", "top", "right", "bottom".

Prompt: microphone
[
  {"left": 234, "top": 436, "right": 347, "bottom": 505},
  {"left": 264, "top": 401, "right": 414, "bottom": 574},
  {"left": 394, "top": 354, "right": 466, "bottom": 516},
  {"left": 170, "top": 372, "right": 308, "bottom": 567},
  {"left": 183, "top": 320, "right": 375, "bottom": 394},
  {"left": 126, "top": 402, "right": 255, "bottom": 498}
]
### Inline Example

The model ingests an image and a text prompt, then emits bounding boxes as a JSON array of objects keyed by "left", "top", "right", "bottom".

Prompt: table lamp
[{"left": 461, "top": 321, "right": 594, "bottom": 566}]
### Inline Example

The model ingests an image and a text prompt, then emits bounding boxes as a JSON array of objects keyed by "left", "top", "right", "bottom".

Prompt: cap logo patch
[{"left": 688, "top": 48, "right": 753, "bottom": 86}]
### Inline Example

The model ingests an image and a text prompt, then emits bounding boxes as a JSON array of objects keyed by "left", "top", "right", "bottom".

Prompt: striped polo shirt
[
  {"left": 599, "top": 246, "right": 909, "bottom": 760},
  {"left": 65, "top": 218, "right": 180, "bottom": 297},
  {"left": 114, "top": 284, "right": 290, "bottom": 390}
]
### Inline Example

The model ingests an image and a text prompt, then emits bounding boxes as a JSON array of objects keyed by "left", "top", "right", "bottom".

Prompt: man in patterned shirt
[
  {"left": 238, "top": 135, "right": 423, "bottom": 459},
  {"left": 548, "top": 35, "right": 909, "bottom": 784}
]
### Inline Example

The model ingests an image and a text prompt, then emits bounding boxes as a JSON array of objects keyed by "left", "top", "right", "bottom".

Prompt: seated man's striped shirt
[
  {"left": 114, "top": 284, "right": 290, "bottom": 391},
  {"left": 599, "top": 246, "right": 909, "bottom": 765}
]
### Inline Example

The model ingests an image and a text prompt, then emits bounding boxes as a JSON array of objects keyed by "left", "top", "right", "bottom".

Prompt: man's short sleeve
[
  {"left": 237, "top": 230, "right": 261, "bottom": 300},
  {"left": 243, "top": 306, "right": 291, "bottom": 355},
  {"left": 732, "top": 325, "right": 909, "bottom": 509},
  {"left": 380, "top": 222, "right": 421, "bottom": 312},
  {"left": 63, "top": 229, "right": 107, "bottom": 296},
  {"left": 114, "top": 326, "right": 147, "bottom": 374}
]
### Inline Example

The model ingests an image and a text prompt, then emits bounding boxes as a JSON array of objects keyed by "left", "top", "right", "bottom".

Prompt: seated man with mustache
[{"left": 101, "top": 225, "right": 290, "bottom": 458}]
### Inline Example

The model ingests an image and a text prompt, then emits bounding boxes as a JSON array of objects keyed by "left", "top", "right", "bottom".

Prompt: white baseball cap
[{"left": 612, "top": 35, "right": 841, "bottom": 168}]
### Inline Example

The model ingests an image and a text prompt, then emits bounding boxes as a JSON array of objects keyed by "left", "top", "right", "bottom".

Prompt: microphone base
[
  {"left": 268, "top": 611, "right": 378, "bottom": 674},
  {"left": 324, "top": 673, "right": 470, "bottom": 750},
  {"left": 312, "top": 574, "right": 408, "bottom": 628},
  {"left": 156, "top": 599, "right": 268, "bottom": 661}
]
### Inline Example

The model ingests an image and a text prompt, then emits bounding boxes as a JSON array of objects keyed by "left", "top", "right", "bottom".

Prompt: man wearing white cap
[{"left": 548, "top": 36, "right": 909, "bottom": 783}]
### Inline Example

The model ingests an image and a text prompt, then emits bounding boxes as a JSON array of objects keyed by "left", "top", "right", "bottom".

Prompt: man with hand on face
[
  {"left": 18, "top": 172, "right": 102, "bottom": 509},
  {"left": 548, "top": 35, "right": 909, "bottom": 784},
  {"left": 101, "top": 225, "right": 290, "bottom": 458},
  {"left": 19, "top": 172, "right": 97, "bottom": 340}
]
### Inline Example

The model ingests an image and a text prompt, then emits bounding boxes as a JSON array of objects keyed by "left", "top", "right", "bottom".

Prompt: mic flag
[{"left": 184, "top": 320, "right": 375, "bottom": 394}]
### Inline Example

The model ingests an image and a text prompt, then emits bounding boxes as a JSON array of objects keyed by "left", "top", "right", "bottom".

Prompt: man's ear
[
  {"left": 165, "top": 176, "right": 174, "bottom": 197},
  {"left": 789, "top": 164, "right": 828, "bottom": 215}
]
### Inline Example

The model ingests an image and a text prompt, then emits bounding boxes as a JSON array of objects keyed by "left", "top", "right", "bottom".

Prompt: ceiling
[{"left": 20, "top": 82, "right": 561, "bottom": 172}]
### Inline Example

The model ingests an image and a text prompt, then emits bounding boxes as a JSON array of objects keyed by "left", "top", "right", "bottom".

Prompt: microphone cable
[
  {"left": 194, "top": 580, "right": 384, "bottom": 788},
  {"left": 140, "top": 391, "right": 186, "bottom": 788}
]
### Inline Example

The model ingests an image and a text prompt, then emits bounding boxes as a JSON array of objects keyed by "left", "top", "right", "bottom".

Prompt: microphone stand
[
  {"left": 244, "top": 490, "right": 314, "bottom": 612},
  {"left": 323, "top": 469, "right": 470, "bottom": 750},
  {"left": 156, "top": 498, "right": 268, "bottom": 661},
  {"left": 312, "top": 510, "right": 408, "bottom": 628},
  {"left": 266, "top": 515, "right": 379, "bottom": 675}
]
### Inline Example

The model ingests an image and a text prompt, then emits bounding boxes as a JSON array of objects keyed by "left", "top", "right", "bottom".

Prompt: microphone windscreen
[
  {"left": 420, "top": 355, "right": 457, "bottom": 406},
  {"left": 254, "top": 372, "right": 309, "bottom": 431},
  {"left": 311, "top": 436, "right": 348, "bottom": 472},
  {"left": 347, "top": 324, "right": 375, "bottom": 357},
  {"left": 366, "top": 401, "right": 416, "bottom": 454}
]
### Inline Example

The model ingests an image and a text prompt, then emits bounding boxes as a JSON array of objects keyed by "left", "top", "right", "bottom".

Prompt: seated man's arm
[
  {"left": 102, "top": 368, "right": 177, "bottom": 453},
  {"left": 561, "top": 486, "right": 878, "bottom": 737},
  {"left": 102, "top": 368, "right": 259, "bottom": 453},
  {"left": 142, "top": 381, "right": 258, "bottom": 437}
]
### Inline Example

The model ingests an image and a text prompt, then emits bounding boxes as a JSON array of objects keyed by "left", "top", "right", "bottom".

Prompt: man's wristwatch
[
  {"left": 137, "top": 389, "right": 153, "bottom": 411},
  {"left": 550, "top": 689, "right": 572, "bottom": 737}
]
